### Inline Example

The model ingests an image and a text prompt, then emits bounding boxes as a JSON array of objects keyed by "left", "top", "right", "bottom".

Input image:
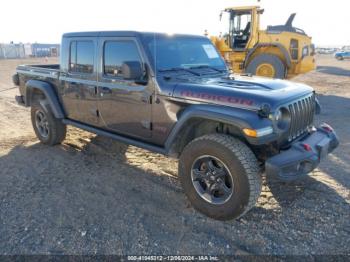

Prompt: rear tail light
[{"left": 302, "top": 143, "right": 312, "bottom": 151}]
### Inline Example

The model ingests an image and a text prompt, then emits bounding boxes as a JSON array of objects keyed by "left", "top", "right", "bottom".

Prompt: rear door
[
  {"left": 97, "top": 37, "right": 153, "bottom": 139},
  {"left": 61, "top": 38, "right": 99, "bottom": 125}
]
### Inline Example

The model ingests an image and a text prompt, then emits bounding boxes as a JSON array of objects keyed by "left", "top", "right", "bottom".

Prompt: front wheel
[{"left": 178, "top": 134, "right": 262, "bottom": 220}]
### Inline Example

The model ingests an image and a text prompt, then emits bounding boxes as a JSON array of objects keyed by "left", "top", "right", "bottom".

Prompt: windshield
[
  {"left": 142, "top": 34, "right": 227, "bottom": 72},
  {"left": 231, "top": 12, "right": 251, "bottom": 35}
]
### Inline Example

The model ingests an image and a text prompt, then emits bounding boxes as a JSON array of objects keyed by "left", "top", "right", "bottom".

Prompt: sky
[{"left": 0, "top": 0, "right": 349, "bottom": 46}]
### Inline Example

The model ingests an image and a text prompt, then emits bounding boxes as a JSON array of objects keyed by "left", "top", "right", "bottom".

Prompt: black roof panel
[{"left": 62, "top": 31, "right": 206, "bottom": 39}]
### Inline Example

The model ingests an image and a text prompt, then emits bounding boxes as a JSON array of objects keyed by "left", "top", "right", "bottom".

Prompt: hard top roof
[
  {"left": 225, "top": 5, "right": 260, "bottom": 10},
  {"left": 62, "top": 31, "right": 206, "bottom": 39}
]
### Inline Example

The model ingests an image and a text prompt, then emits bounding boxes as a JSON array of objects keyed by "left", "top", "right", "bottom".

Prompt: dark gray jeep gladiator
[{"left": 13, "top": 31, "right": 339, "bottom": 220}]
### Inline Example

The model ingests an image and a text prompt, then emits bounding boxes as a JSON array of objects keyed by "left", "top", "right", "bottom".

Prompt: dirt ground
[{"left": 0, "top": 55, "right": 349, "bottom": 255}]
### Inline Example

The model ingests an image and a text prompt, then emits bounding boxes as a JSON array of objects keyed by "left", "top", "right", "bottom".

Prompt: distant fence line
[{"left": 0, "top": 43, "right": 60, "bottom": 59}]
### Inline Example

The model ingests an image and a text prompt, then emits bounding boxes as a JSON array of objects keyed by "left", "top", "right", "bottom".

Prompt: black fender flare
[
  {"left": 12, "top": 73, "right": 20, "bottom": 86},
  {"left": 164, "top": 104, "right": 273, "bottom": 155},
  {"left": 244, "top": 43, "right": 292, "bottom": 69},
  {"left": 25, "top": 80, "right": 65, "bottom": 119}
]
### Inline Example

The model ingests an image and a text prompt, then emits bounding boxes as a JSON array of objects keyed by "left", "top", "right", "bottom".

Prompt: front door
[{"left": 97, "top": 37, "right": 152, "bottom": 139}]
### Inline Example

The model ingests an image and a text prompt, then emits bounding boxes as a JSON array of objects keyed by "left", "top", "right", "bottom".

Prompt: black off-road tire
[
  {"left": 178, "top": 134, "right": 262, "bottom": 220},
  {"left": 246, "top": 54, "right": 286, "bottom": 79},
  {"left": 31, "top": 102, "right": 66, "bottom": 145}
]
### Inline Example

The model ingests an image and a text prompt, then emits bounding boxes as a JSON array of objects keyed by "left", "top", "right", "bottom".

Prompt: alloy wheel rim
[
  {"left": 35, "top": 110, "right": 49, "bottom": 138},
  {"left": 256, "top": 63, "right": 275, "bottom": 77},
  {"left": 191, "top": 155, "right": 234, "bottom": 205}
]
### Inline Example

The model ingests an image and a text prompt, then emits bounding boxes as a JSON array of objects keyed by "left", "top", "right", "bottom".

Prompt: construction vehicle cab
[
  {"left": 211, "top": 6, "right": 316, "bottom": 79},
  {"left": 224, "top": 6, "right": 258, "bottom": 50}
]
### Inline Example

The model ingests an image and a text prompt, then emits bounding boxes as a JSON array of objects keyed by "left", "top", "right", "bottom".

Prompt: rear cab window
[{"left": 69, "top": 40, "right": 94, "bottom": 74}]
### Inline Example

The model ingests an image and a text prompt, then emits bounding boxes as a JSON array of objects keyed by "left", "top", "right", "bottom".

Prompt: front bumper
[{"left": 265, "top": 123, "right": 339, "bottom": 181}]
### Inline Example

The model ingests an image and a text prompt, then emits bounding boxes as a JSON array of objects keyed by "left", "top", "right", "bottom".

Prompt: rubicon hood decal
[
  {"left": 180, "top": 90, "right": 255, "bottom": 107},
  {"left": 168, "top": 74, "right": 314, "bottom": 111}
]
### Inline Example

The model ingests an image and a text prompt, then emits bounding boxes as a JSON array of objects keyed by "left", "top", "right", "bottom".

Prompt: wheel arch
[
  {"left": 164, "top": 105, "right": 265, "bottom": 157},
  {"left": 25, "top": 80, "right": 65, "bottom": 119},
  {"left": 245, "top": 43, "right": 292, "bottom": 69}
]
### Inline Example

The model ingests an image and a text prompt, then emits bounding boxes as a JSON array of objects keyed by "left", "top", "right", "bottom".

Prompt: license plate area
[{"left": 316, "top": 137, "right": 330, "bottom": 160}]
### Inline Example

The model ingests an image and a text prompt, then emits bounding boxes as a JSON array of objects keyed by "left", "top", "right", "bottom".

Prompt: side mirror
[{"left": 122, "top": 61, "right": 143, "bottom": 80}]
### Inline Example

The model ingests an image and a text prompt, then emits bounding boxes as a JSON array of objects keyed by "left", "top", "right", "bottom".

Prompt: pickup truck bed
[
  {"left": 17, "top": 64, "right": 60, "bottom": 78},
  {"left": 17, "top": 64, "right": 60, "bottom": 71},
  {"left": 16, "top": 64, "right": 61, "bottom": 104}
]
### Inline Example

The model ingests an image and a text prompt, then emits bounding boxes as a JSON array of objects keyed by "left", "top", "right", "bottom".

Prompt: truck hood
[{"left": 169, "top": 74, "right": 314, "bottom": 111}]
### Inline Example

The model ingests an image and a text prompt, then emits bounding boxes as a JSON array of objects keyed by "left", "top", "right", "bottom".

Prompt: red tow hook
[{"left": 302, "top": 143, "right": 312, "bottom": 152}]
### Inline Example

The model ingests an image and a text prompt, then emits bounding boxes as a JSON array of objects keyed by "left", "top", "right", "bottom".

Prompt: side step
[{"left": 62, "top": 119, "right": 167, "bottom": 155}]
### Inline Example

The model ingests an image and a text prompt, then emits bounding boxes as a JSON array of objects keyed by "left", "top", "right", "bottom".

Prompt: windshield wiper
[
  {"left": 158, "top": 67, "right": 201, "bottom": 76},
  {"left": 189, "top": 65, "right": 227, "bottom": 73}
]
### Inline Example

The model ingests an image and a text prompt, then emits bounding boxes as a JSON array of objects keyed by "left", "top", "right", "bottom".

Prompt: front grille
[{"left": 287, "top": 94, "right": 315, "bottom": 141}]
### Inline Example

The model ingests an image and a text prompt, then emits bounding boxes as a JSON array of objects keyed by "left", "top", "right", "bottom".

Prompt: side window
[
  {"left": 69, "top": 41, "right": 94, "bottom": 74},
  {"left": 290, "top": 39, "right": 299, "bottom": 60},
  {"left": 104, "top": 41, "right": 142, "bottom": 77},
  {"left": 69, "top": 41, "right": 77, "bottom": 71}
]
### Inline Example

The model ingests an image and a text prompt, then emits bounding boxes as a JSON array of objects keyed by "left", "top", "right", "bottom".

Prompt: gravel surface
[{"left": 0, "top": 56, "right": 349, "bottom": 255}]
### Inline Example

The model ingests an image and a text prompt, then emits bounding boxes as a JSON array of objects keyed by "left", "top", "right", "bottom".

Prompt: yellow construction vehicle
[{"left": 210, "top": 6, "right": 316, "bottom": 79}]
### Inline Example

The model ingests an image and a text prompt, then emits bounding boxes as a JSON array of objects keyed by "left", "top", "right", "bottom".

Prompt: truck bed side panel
[{"left": 17, "top": 65, "right": 65, "bottom": 111}]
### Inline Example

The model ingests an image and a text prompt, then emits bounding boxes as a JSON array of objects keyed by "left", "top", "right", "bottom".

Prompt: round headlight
[
  {"left": 275, "top": 107, "right": 291, "bottom": 130},
  {"left": 275, "top": 109, "right": 282, "bottom": 122}
]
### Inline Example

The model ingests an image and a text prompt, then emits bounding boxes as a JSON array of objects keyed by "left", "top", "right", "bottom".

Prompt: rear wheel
[
  {"left": 31, "top": 102, "right": 66, "bottom": 145},
  {"left": 246, "top": 54, "right": 286, "bottom": 79},
  {"left": 178, "top": 134, "right": 262, "bottom": 220}
]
